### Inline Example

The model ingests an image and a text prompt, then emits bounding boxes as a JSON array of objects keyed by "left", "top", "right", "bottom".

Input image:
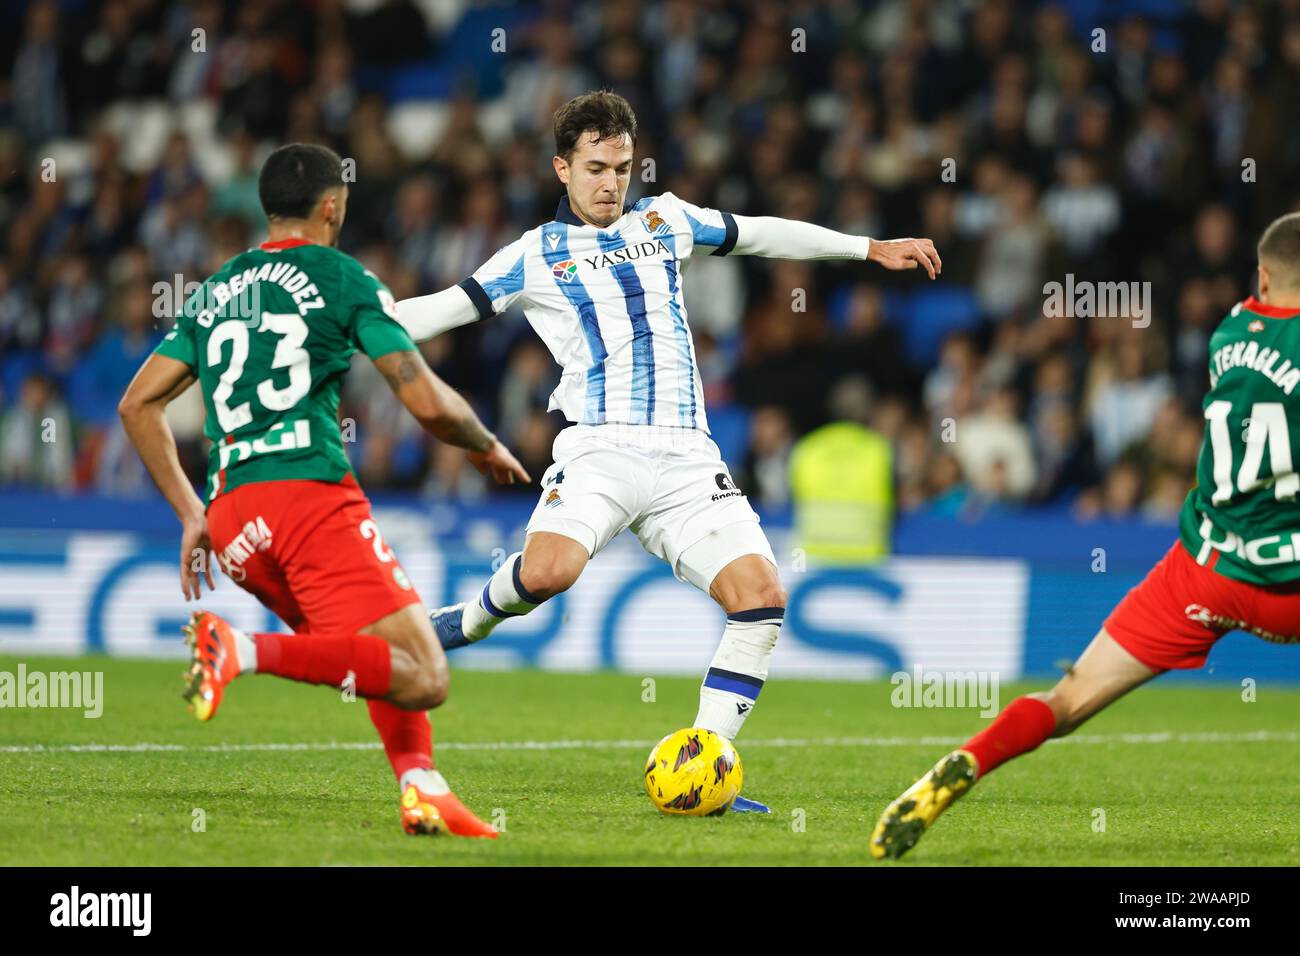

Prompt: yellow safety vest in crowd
[{"left": 789, "top": 421, "right": 893, "bottom": 563}]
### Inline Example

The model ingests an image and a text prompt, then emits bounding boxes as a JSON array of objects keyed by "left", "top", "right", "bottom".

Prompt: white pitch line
[{"left": 0, "top": 729, "right": 1295, "bottom": 756}]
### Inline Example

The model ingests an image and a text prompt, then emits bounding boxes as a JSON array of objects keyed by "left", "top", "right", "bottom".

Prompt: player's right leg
[
  {"left": 431, "top": 531, "right": 589, "bottom": 648},
  {"left": 870, "top": 628, "right": 1159, "bottom": 860},
  {"left": 430, "top": 428, "right": 642, "bottom": 649}
]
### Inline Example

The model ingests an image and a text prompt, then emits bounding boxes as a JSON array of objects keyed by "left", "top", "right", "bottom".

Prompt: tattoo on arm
[
  {"left": 380, "top": 351, "right": 422, "bottom": 392},
  {"left": 377, "top": 349, "right": 494, "bottom": 452},
  {"left": 444, "top": 416, "right": 495, "bottom": 454}
]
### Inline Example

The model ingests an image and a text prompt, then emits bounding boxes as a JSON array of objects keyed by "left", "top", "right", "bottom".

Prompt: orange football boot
[
  {"left": 401, "top": 783, "right": 499, "bottom": 839},
  {"left": 181, "top": 610, "right": 242, "bottom": 722}
]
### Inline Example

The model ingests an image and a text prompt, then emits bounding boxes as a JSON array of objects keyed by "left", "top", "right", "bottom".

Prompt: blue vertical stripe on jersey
[
  {"left": 682, "top": 210, "right": 738, "bottom": 256},
  {"left": 656, "top": 230, "right": 697, "bottom": 429},
  {"left": 478, "top": 252, "right": 526, "bottom": 303},
  {"left": 684, "top": 211, "right": 724, "bottom": 251},
  {"left": 597, "top": 231, "right": 655, "bottom": 425},
  {"left": 542, "top": 225, "right": 607, "bottom": 422}
]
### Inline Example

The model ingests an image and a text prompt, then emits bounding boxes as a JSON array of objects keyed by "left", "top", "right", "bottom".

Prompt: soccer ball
[{"left": 644, "top": 728, "right": 743, "bottom": 816}]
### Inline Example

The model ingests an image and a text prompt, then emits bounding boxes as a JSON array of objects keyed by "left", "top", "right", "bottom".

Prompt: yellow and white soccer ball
[{"left": 644, "top": 728, "right": 743, "bottom": 816}]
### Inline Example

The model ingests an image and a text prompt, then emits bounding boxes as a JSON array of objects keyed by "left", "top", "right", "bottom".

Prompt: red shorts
[
  {"left": 207, "top": 475, "right": 421, "bottom": 635},
  {"left": 1105, "top": 541, "right": 1300, "bottom": 672}
]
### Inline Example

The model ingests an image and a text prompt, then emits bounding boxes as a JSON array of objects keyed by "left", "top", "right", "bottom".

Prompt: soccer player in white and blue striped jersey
[{"left": 397, "top": 91, "right": 941, "bottom": 813}]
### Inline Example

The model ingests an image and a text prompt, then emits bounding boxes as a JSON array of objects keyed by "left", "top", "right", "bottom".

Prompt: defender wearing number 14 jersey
[
  {"left": 1180, "top": 296, "right": 1300, "bottom": 582},
  {"left": 870, "top": 213, "right": 1300, "bottom": 861}
]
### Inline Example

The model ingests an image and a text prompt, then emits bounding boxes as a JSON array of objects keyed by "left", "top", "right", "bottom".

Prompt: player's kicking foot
[
  {"left": 870, "top": 750, "right": 977, "bottom": 860},
  {"left": 401, "top": 782, "right": 499, "bottom": 839},
  {"left": 181, "top": 610, "right": 241, "bottom": 722},
  {"left": 429, "top": 603, "right": 471, "bottom": 650},
  {"left": 730, "top": 795, "right": 771, "bottom": 814}
]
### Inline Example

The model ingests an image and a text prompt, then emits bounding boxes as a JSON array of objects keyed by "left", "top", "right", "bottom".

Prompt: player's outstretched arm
[
  {"left": 373, "top": 348, "right": 530, "bottom": 485},
  {"left": 118, "top": 353, "right": 214, "bottom": 600},
  {"left": 395, "top": 285, "right": 481, "bottom": 343},
  {"left": 728, "top": 215, "right": 942, "bottom": 279},
  {"left": 397, "top": 236, "right": 529, "bottom": 342}
]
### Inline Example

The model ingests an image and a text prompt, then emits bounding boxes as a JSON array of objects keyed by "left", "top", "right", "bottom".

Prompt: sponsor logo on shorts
[
  {"left": 711, "top": 473, "right": 743, "bottom": 502},
  {"left": 1184, "top": 603, "right": 1300, "bottom": 645},
  {"left": 217, "top": 515, "right": 273, "bottom": 582}
]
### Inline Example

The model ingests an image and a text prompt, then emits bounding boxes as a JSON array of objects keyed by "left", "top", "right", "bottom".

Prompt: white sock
[
  {"left": 235, "top": 627, "right": 257, "bottom": 675},
  {"left": 460, "top": 552, "right": 543, "bottom": 641},
  {"left": 694, "top": 607, "right": 784, "bottom": 740},
  {"left": 400, "top": 767, "right": 450, "bottom": 795}
]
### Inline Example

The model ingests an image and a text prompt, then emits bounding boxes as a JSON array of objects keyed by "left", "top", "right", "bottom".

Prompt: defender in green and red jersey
[
  {"left": 869, "top": 211, "right": 1300, "bottom": 860},
  {"left": 119, "top": 144, "right": 530, "bottom": 838}
]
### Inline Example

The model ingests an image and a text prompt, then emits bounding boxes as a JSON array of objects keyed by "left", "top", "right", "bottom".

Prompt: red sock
[
  {"left": 367, "top": 699, "right": 433, "bottom": 780},
  {"left": 962, "top": 696, "right": 1057, "bottom": 777},
  {"left": 254, "top": 632, "right": 392, "bottom": 698}
]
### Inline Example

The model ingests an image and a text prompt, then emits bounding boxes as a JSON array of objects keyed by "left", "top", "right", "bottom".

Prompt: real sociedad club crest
[
  {"left": 641, "top": 209, "right": 670, "bottom": 237},
  {"left": 552, "top": 259, "right": 578, "bottom": 282}
]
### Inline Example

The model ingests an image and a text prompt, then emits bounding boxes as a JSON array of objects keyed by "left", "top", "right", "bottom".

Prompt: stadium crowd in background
[{"left": 2, "top": 0, "right": 1298, "bottom": 524}]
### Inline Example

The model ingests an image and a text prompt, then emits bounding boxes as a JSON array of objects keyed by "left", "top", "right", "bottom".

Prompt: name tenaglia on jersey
[{"left": 1209, "top": 337, "right": 1300, "bottom": 393}]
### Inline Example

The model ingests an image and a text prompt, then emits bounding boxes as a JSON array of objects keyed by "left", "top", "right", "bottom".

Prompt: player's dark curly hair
[
  {"left": 258, "top": 143, "right": 344, "bottom": 220},
  {"left": 554, "top": 90, "right": 638, "bottom": 161}
]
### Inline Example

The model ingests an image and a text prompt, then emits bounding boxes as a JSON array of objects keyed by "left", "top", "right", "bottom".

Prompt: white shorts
[{"left": 526, "top": 423, "right": 778, "bottom": 592}]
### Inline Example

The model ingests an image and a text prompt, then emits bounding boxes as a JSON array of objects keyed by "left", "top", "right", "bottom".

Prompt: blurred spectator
[
  {"left": 0, "top": 373, "right": 74, "bottom": 491},
  {"left": 950, "top": 386, "right": 1037, "bottom": 504},
  {"left": 1085, "top": 325, "right": 1174, "bottom": 469},
  {"left": 738, "top": 405, "right": 794, "bottom": 509}
]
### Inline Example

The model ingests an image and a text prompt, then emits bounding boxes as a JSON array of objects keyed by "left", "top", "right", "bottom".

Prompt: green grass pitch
[{"left": 1, "top": 654, "right": 1297, "bottom": 866}]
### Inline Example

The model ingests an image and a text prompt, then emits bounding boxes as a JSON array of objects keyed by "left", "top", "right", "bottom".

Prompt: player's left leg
[
  {"left": 637, "top": 431, "right": 786, "bottom": 812},
  {"left": 684, "top": 541, "right": 787, "bottom": 743},
  {"left": 870, "top": 629, "right": 1159, "bottom": 860},
  {"left": 675, "top": 529, "right": 785, "bottom": 813},
  {"left": 869, "top": 541, "right": 1233, "bottom": 859}
]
